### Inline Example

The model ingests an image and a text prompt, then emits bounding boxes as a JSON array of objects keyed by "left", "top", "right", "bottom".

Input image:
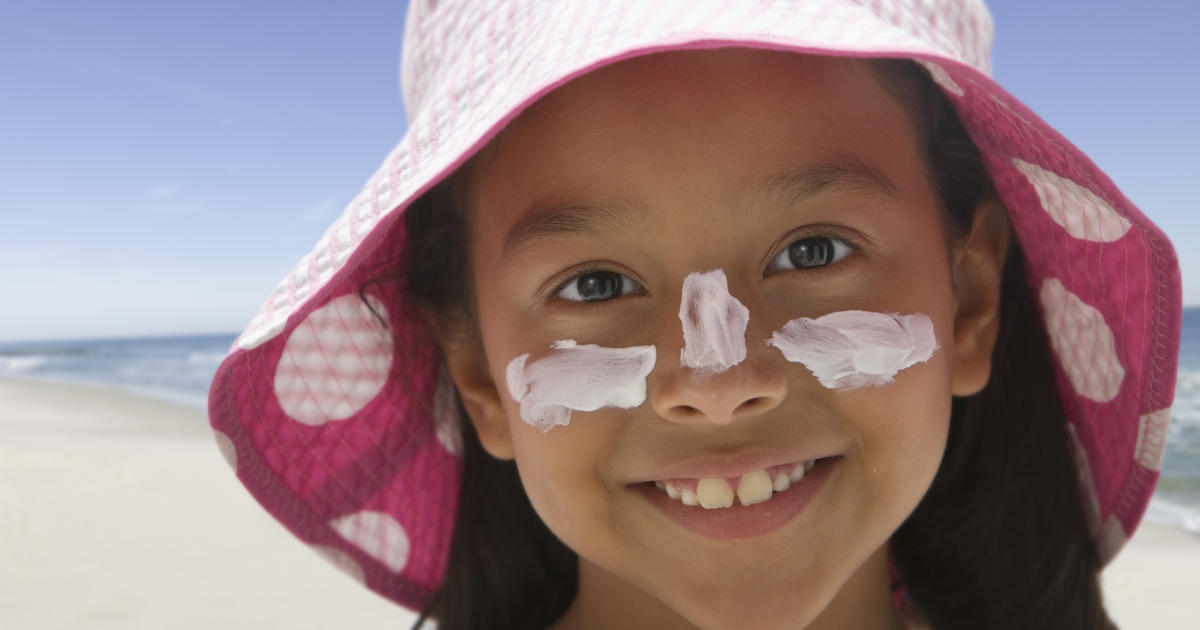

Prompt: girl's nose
[
  {"left": 649, "top": 358, "right": 787, "bottom": 425},
  {"left": 649, "top": 269, "right": 787, "bottom": 425}
]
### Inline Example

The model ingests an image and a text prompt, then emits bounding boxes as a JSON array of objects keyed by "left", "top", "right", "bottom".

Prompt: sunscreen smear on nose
[{"left": 679, "top": 269, "right": 750, "bottom": 373}]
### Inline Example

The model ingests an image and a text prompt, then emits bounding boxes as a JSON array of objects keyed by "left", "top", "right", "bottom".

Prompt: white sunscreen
[
  {"left": 767, "top": 310, "right": 937, "bottom": 390},
  {"left": 505, "top": 340, "right": 657, "bottom": 432},
  {"left": 679, "top": 269, "right": 750, "bottom": 372}
]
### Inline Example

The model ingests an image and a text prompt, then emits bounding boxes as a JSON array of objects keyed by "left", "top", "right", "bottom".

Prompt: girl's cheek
[{"left": 505, "top": 340, "right": 657, "bottom": 432}]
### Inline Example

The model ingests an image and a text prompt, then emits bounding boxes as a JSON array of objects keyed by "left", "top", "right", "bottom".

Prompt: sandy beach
[
  {"left": 1, "top": 377, "right": 1195, "bottom": 628},
  {"left": 0, "top": 378, "right": 417, "bottom": 629}
]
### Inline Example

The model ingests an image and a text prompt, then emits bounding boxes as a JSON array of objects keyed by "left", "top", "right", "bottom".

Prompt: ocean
[
  {"left": 3, "top": 311, "right": 1200, "bottom": 533},
  {"left": 0, "top": 333, "right": 235, "bottom": 410},
  {"left": 1155, "top": 307, "right": 1200, "bottom": 532}
]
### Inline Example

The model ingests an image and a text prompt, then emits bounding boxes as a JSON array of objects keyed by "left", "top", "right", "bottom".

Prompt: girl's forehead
[
  {"left": 511, "top": 48, "right": 890, "bottom": 122},
  {"left": 468, "top": 49, "right": 922, "bottom": 229}
]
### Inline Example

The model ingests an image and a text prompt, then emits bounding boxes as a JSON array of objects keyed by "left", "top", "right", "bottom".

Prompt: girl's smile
[
  {"left": 635, "top": 453, "right": 836, "bottom": 539},
  {"left": 441, "top": 47, "right": 1003, "bottom": 629}
]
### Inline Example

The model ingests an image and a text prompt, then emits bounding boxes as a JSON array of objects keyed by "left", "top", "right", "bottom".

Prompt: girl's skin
[{"left": 434, "top": 48, "right": 1009, "bottom": 630}]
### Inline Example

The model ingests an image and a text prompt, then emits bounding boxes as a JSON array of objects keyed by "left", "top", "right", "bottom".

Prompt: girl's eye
[
  {"left": 767, "top": 236, "right": 853, "bottom": 272},
  {"left": 555, "top": 270, "right": 644, "bottom": 303}
]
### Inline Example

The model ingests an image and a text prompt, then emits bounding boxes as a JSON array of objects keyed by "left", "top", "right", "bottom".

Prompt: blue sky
[{"left": 1, "top": 1, "right": 1196, "bottom": 342}]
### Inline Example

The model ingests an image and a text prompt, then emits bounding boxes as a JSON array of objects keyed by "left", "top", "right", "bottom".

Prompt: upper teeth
[
  {"left": 654, "top": 460, "right": 816, "bottom": 509},
  {"left": 697, "top": 477, "right": 736, "bottom": 508}
]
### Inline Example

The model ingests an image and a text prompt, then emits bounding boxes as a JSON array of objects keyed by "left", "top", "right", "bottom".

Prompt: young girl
[{"left": 208, "top": 1, "right": 1182, "bottom": 628}]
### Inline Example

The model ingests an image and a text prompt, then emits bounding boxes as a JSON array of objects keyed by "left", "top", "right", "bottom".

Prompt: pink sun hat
[{"left": 208, "top": 0, "right": 1182, "bottom": 611}]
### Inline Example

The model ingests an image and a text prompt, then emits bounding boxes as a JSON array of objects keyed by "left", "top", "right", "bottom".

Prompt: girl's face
[{"left": 446, "top": 49, "right": 1001, "bottom": 630}]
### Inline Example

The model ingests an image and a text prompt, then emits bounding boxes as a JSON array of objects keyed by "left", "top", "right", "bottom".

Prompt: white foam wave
[
  {"left": 1170, "top": 409, "right": 1200, "bottom": 433},
  {"left": 187, "top": 351, "right": 226, "bottom": 364},
  {"left": 1145, "top": 496, "right": 1200, "bottom": 535},
  {"left": 124, "top": 384, "right": 209, "bottom": 410},
  {"left": 1170, "top": 368, "right": 1200, "bottom": 431},
  {"left": 0, "top": 355, "right": 47, "bottom": 372},
  {"left": 1167, "top": 391, "right": 1200, "bottom": 429},
  {"left": 1178, "top": 369, "right": 1200, "bottom": 393}
]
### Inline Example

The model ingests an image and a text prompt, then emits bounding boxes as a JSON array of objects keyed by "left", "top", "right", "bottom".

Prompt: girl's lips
[{"left": 634, "top": 456, "right": 838, "bottom": 540}]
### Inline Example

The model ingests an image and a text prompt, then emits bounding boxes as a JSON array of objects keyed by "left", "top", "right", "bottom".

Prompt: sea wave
[
  {"left": 1178, "top": 369, "right": 1200, "bottom": 393},
  {"left": 1145, "top": 496, "right": 1200, "bottom": 535},
  {"left": 1168, "top": 399, "right": 1200, "bottom": 432},
  {"left": 187, "top": 351, "right": 227, "bottom": 364},
  {"left": 0, "top": 355, "right": 47, "bottom": 372},
  {"left": 124, "top": 384, "right": 210, "bottom": 410},
  {"left": 1169, "top": 368, "right": 1200, "bottom": 432}
]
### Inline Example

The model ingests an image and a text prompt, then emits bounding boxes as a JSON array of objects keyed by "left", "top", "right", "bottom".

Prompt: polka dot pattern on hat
[
  {"left": 330, "top": 510, "right": 411, "bottom": 574},
  {"left": 1012, "top": 158, "right": 1131, "bottom": 243},
  {"left": 273, "top": 294, "right": 394, "bottom": 426},
  {"left": 1135, "top": 409, "right": 1171, "bottom": 472},
  {"left": 212, "top": 429, "right": 237, "bottom": 472},
  {"left": 1039, "top": 278, "right": 1125, "bottom": 403}
]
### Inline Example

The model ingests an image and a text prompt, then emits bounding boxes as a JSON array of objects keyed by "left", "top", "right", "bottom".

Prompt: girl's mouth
[{"left": 634, "top": 457, "right": 838, "bottom": 540}]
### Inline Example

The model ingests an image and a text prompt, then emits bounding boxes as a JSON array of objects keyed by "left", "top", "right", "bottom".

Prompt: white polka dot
[
  {"left": 274, "top": 294, "right": 394, "bottom": 425},
  {"left": 918, "top": 60, "right": 963, "bottom": 96},
  {"left": 331, "top": 399, "right": 356, "bottom": 418},
  {"left": 1039, "top": 278, "right": 1125, "bottom": 403},
  {"left": 310, "top": 545, "right": 366, "bottom": 584},
  {"left": 433, "top": 363, "right": 463, "bottom": 456},
  {"left": 212, "top": 429, "right": 237, "bottom": 472},
  {"left": 1135, "top": 408, "right": 1171, "bottom": 472},
  {"left": 1097, "top": 514, "right": 1128, "bottom": 565},
  {"left": 329, "top": 511, "right": 410, "bottom": 574},
  {"left": 1065, "top": 422, "right": 1101, "bottom": 535},
  {"left": 1012, "top": 158, "right": 1131, "bottom": 243}
]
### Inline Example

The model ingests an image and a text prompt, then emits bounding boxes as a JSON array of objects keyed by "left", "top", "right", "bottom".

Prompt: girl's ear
[
  {"left": 422, "top": 308, "right": 516, "bottom": 460},
  {"left": 950, "top": 197, "right": 1012, "bottom": 397}
]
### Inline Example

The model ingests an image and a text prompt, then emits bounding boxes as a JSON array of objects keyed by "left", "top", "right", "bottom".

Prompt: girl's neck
[{"left": 550, "top": 544, "right": 904, "bottom": 630}]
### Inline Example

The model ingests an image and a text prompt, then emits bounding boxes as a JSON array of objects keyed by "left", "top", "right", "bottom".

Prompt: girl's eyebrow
[
  {"left": 503, "top": 201, "right": 648, "bottom": 257},
  {"left": 502, "top": 157, "right": 898, "bottom": 257},
  {"left": 746, "top": 157, "right": 900, "bottom": 209}
]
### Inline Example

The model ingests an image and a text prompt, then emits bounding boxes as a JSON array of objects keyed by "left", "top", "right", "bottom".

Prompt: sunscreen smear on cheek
[
  {"left": 679, "top": 269, "right": 750, "bottom": 372},
  {"left": 768, "top": 310, "right": 937, "bottom": 390},
  {"left": 505, "top": 340, "right": 657, "bottom": 432}
]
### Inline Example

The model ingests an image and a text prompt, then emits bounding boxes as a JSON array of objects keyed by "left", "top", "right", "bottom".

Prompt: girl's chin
[
  {"left": 634, "top": 552, "right": 889, "bottom": 630},
  {"left": 654, "top": 586, "right": 827, "bottom": 630},
  {"left": 615, "top": 546, "right": 844, "bottom": 630}
]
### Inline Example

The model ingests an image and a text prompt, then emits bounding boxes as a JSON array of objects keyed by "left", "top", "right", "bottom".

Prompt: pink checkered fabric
[{"left": 208, "top": 0, "right": 1182, "bottom": 611}]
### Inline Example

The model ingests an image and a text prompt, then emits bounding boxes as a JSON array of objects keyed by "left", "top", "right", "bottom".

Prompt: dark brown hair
[{"left": 396, "top": 57, "right": 1115, "bottom": 630}]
